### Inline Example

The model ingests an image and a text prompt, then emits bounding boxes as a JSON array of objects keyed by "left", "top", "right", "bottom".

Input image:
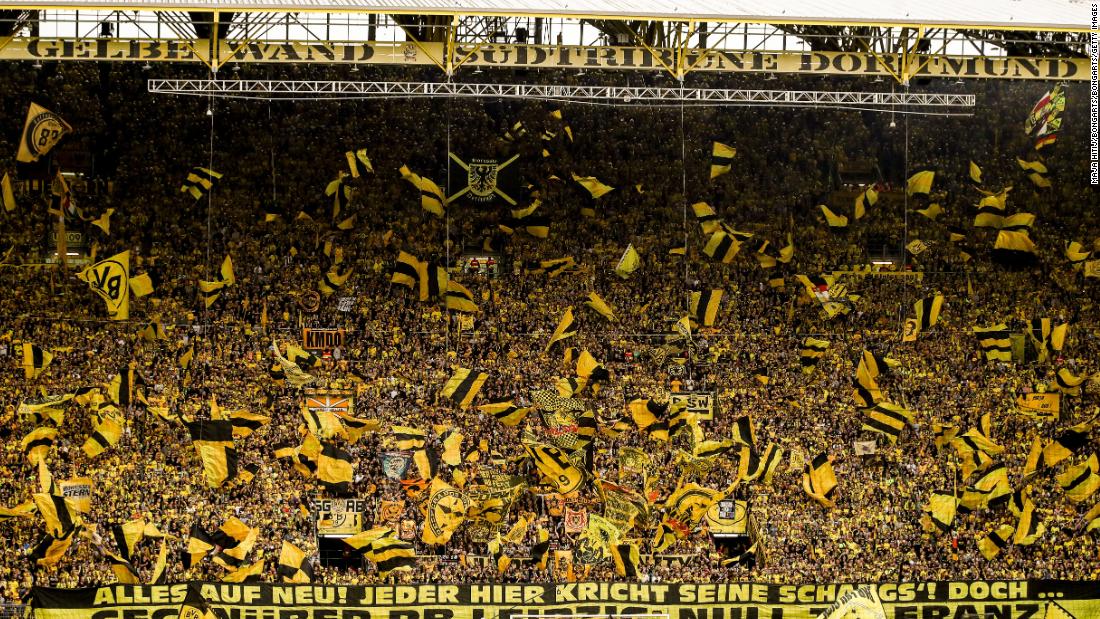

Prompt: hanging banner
[
  {"left": 0, "top": 39, "right": 1089, "bottom": 80},
  {"left": 670, "top": 391, "right": 717, "bottom": 421},
  {"left": 29, "top": 581, "right": 1100, "bottom": 619},
  {"left": 302, "top": 328, "right": 346, "bottom": 355},
  {"left": 58, "top": 478, "right": 93, "bottom": 513},
  {"left": 313, "top": 498, "right": 366, "bottom": 537}
]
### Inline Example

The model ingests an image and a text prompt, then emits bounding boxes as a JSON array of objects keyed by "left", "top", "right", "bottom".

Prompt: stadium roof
[{"left": 8, "top": 0, "right": 1093, "bottom": 31}]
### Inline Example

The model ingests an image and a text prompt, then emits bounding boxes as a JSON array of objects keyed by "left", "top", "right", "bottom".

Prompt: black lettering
[
  {"left": 953, "top": 605, "right": 980, "bottom": 619},
  {"left": 423, "top": 610, "right": 452, "bottom": 619},
  {"left": 896, "top": 607, "right": 919, "bottom": 619},
  {"left": 924, "top": 606, "right": 952, "bottom": 619},
  {"left": 1014, "top": 604, "right": 1040, "bottom": 619},
  {"left": 984, "top": 604, "right": 1012, "bottom": 619},
  {"left": 316, "top": 610, "right": 338, "bottom": 619},
  {"left": 390, "top": 611, "right": 418, "bottom": 619}
]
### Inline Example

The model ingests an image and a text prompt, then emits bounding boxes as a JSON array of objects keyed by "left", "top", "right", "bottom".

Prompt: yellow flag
[
  {"left": 2, "top": 172, "right": 15, "bottom": 212},
  {"left": 76, "top": 251, "right": 130, "bottom": 320},
  {"left": 614, "top": 244, "right": 641, "bottom": 278},
  {"left": 17, "top": 103, "right": 73, "bottom": 163}
]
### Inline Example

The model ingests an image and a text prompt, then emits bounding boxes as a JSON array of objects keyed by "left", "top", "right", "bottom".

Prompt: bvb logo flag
[
  {"left": 447, "top": 152, "right": 520, "bottom": 206},
  {"left": 17, "top": 103, "right": 73, "bottom": 163},
  {"left": 77, "top": 250, "right": 130, "bottom": 320}
]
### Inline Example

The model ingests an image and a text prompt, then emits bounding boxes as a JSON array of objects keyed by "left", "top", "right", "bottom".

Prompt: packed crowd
[{"left": 1, "top": 61, "right": 1098, "bottom": 600}]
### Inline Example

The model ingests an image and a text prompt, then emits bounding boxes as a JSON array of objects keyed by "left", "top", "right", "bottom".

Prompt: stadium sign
[
  {"left": 302, "top": 328, "right": 345, "bottom": 354},
  {"left": 31, "top": 581, "right": 1100, "bottom": 619},
  {"left": 0, "top": 39, "right": 1089, "bottom": 80},
  {"left": 671, "top": 391, "right": 717, "bottom": 421}
]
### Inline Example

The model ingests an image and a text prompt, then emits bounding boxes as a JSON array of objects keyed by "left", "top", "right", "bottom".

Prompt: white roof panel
[{"left": 8, "top": 0, "right": 1092, "bottom": 30}]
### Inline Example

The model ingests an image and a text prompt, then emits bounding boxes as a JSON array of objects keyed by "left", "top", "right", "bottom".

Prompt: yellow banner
[
  {"left": 1015, "top": 392, "right": 1060, "bottom": 420},
  {"left": 0, "top": 39, "right": 1089, "bottom": 80},
  {"left": 30, "top": 581, "right": 1100, "bottom": 619},
  {"left": 58, "top": 477, "right": 93, "bottom": 513}
]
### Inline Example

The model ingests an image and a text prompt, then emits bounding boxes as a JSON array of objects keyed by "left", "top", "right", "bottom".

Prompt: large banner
[
  {"left": 0, "top": 39, "right": 1089, "bottom": 80},
  {"left": 30, "top": 581, "right": 1100, "bottom": 619}
]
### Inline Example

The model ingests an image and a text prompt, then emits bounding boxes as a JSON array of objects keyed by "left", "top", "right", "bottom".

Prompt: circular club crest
[
  {"left": 426, "top": 487, "right": 467, "bottom": 536},
  {"left": 23, "top": 109, "right": 68, "bottom": 161}
]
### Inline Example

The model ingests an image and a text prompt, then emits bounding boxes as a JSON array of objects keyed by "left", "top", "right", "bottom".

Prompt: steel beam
[{"left": 147, "top": 78, "right": 975, "bottom": 109}]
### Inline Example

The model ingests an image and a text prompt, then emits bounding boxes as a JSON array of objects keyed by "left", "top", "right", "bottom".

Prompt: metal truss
[{"left": 148, "top": 79, "right": 975, "bottom": 108}]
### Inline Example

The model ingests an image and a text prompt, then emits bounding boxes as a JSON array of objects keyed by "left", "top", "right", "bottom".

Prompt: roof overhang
[{"left": 2, "top": 0, "right": 1093, "bottom": 32}]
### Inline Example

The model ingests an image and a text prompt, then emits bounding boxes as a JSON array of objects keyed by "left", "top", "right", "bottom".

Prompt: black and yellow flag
[
  {"left": 441, "top": 367, "right": 488, "bottom": 408},
  {"left": 799, "top": 337, "right": 830, "bottom": 373},
  {"left": 820, "top": 205, "right": 849, "bottom": 229},
  {"left": 77, "top": 250, "right": 130, "bottom": 320},
  {"left": 391, "top": 251, "right": 421, "bottom": 289},
  {"left": 400, "top": 165, "right": 446, "bottom": 217},
  {"left": 478, "top": 401, "right": 533, "bottom": 427},
  {"left": 531, "top": 527, "right": 551, "bottom": 570},
  {"left": 81, "top": 405, "right": 124, "bottom": 458},
  {"left": 417, "top": 260, "right": 449, "bottom": 302},
  {"left": 1057, "top": 454, "right": 1099, "bottom": 503},
  {"left": 345, "top": 149, "right": 373, "bottom": 177},
  {"left": 854, "top": 186, "right": 878, "bottom": 219},
  {"left": 184, "top": 523, "right": 216, "bottom": 568},
  {"left": 185, "top": 420, "right": 238, "bottom": 487},
  {"left": 908, "top": 293, "right": 944, "bottom": 338},
  {"left": 210, "top": 517, "right": 257, "bottom": 571},
  {"left": 960, "top": 464, "right": 1012, "bottom": 511},
  {"left": 17, "top": 102, "right": 72, "bottom": 163},
  {"left": 738, "top": 444, "right": 783, "bottom": 483},
  {"left": 802, "top": 453, "right": 838, "bottom": 508},
  {"left": 629, "top": 399, "right": 670, "bottom": 441},
  {"left": 1012, "top": 494, "right": 1045, "bottom": 545},
  {"left": 444, "top": 280, "right": 479, "bottom": 313},
  {"left": 319, "top": 266, "right": 353, "bottom": 295},
  {"left": 29, "top": 527, "right": 79, "bottom": 567},
  {"left": 731, "top": 415, "right": 756, "bottom": 448},
  {"left": 228, "top": 410, "right": 271, "bottom": 438},
  {"left": 920, "top": 491, "right": 958, "bottom": 534},
  {"left": 703, "top": 231, "right": 740, "bottom": 263},
  {"left": 709, "top": 142, "right": 736, "bottom": 180},
  {"left": 22, "top": 343, "right": 53, "bottom": 379},
  {"left": 610, "top": 542, "right": 640, "bottom": 577},
  {"left": 973, "top": 324, "right": 1013, "bottom": 362},
  {"left": 315, "top": 441, "right": 354, "bottom": 492},
  {"left": 107, "top": 364, "right": 146, "bottom": 408},
  {"left": 861, "top": 402, "right": 914, "bottom": 443},
  {"left": 181, "top": 167, "right": 222, "bottom": 200},
  {"left": 392, "top": 425, "right": 427, "bottom": 451},
  {"left": 1028, "top": 318, "right": 1068, "bottom": 357},
  {"left": 524, "top": 443, "right": 584, "bottom": 494},
  {"left": 111, "top": 518, "right": 146, "bottom": 562},
  {"left": 689, "top": 289, "right": 723, "bottom": 327},
  {"left": 691, "top": 202, "right": 721, "bottom": 234},
  {"left": 1053, "top": 368, "right": 1086, "bottom": 396},
  {"left": 571, "top": 172, "right": 614, "bottom": 199},
  {"left": 33, "top": 492, "right": 80, "bottom": 537},
  {"left": 545, "top": 306, "right": 577, "bottom": 352},
  {"left": 421, "top": 478, "right": 469, "bottom": 545},
  {"left": 22, "top": 427, "right": 57, "bottom": 465},
  {"left": 978, "top": 524, "right": 1015, "bottom": 560},
  {"left": 277, "top": 541, "right": 314, "bottom": 583},
  {"left": 993, "top": 230, "right": 1038, "bottom": 260},
  {"left": 220, "top": 560, "right": 264, "bottom": 583}
]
